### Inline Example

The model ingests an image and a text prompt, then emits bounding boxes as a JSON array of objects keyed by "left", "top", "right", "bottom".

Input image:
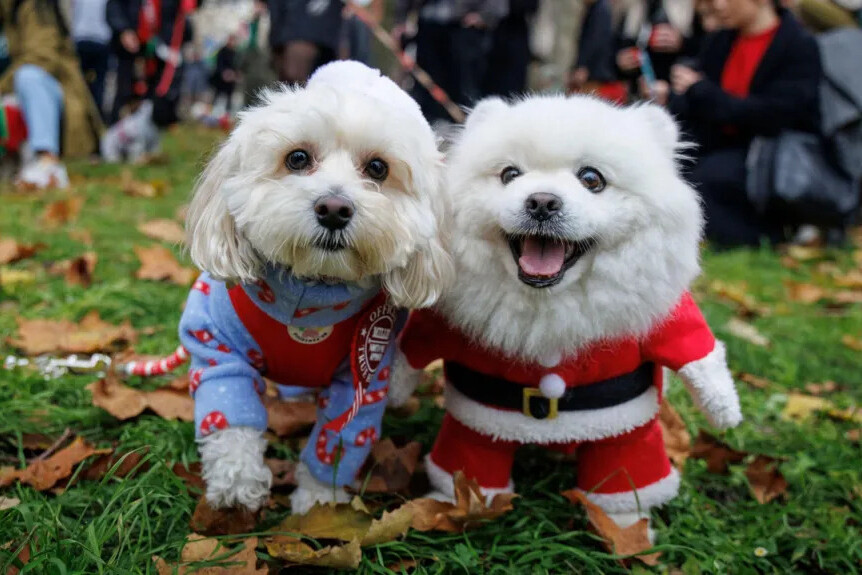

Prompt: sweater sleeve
[
  {"left": 179, "top": 277, "right": 267, "bottom": 437},
  {"left": 641, "top": 292, "right": 716, "bottom": 371},
  {"left": 398, "top": 308, "right": 457, "bottom": 369}
]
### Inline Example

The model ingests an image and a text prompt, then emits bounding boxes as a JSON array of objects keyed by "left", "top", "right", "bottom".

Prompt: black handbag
[{"left": 746, "top": 131, "right": 860, "bottom": 228}]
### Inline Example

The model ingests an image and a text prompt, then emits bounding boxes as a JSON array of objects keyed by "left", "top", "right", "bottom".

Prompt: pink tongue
[{"left": 518, "top": 237, "right": 565, "bottom": 276}]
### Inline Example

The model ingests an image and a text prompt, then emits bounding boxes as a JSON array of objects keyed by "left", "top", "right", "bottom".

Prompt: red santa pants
[{"left": 429, "top": 413, "right": 674, "bottom": 499}]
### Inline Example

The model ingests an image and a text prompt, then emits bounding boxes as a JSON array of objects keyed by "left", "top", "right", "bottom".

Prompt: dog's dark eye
[
  {"left": 364, "top": 158, "right": 389, "bottom": 181},
  {"left": 577, "top": 167, "right": 606, "bottom": 193},
  {"left": 286, "top": 149, "right": 311, "bottom": 171},
  {"left": 500, "top": 166, "right": 522, "bottom": 185}
]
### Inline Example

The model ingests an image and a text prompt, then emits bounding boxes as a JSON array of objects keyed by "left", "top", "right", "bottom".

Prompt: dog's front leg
[
  {"left": 199, "top": 426, "right": 272, "bottom": 511},
  {"left": 289, "top": 462, "right": 351, "bottom": 514}
]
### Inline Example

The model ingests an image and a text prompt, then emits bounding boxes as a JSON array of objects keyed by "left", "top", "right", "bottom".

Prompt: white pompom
[
  {"left": 539, "top": 373, "right": 566, "bottom": 399},
  {"left": 538, "top": 351, "right": 561, "bottom": 368}
]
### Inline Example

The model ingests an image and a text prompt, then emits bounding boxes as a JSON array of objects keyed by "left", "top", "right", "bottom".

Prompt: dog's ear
[
  {"left": 383, "top": 168, "right": 454, "bottom": 309},
  {"left": 638, "top": 103, "right": 681, "bottom": 156},
  {"left": 186, "top": 139, "right": 262, "bottom": 282},
  {"left": 465, "top": 97, "right": 508, "bottom": 130}
]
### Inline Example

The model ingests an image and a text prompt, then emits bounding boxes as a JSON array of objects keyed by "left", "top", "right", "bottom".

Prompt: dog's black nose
[
  {"left": 525, "top": 193, "right": 562, "bottom": 221},
  {"left": 314, "top": 196, "right": 354, "bottom": 231}
]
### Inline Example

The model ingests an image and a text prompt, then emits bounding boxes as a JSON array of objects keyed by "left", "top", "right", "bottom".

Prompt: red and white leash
[{"left": 116, "top": 345, "right": 189, "bottom": 377}]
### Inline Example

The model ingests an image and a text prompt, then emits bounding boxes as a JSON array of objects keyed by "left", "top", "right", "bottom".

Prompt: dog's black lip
[
  {"left": 507, "top": 234, "right": 596, "bottom": 288},
  {"left": 314, "top": 237, "right": 347, "bottom": 251}
]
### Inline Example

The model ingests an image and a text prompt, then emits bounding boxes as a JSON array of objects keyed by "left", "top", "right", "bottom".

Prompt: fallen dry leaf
[
  {"left": 68, "top": 228, "right": 93, "bottom": 246},
  {"left": 359, "top": 439, "right": 422, "bottom": 493},
  {"left": 0, "top": 437, "right": 112, "bottom": 490},
  {"left": 138, "top": 219, "right": 186, "bottom": 244},
  {"left": 804, "top": 381, "right": 839, "bottom": 395},
  {"left": 10, "top": 311, "right": 137, "bottom": 355},
  {"left": 725, "top": 317, "right": 770, "bottom": 347},
  {"left": 745, "top": 455, "right": 788, "bottom": 504},
  {"left": 265, "top": 499, "right": 413, "bottom": 568},
  {"left": 387, "top": 558, "right": 419, "bottom": 572},
  {"left": 49, "top": 252, "right": 97, "bottom": 287},
  {"left": 154, "top": 534, "right": 267, "bottom": 575},
  {"left": 841, "top": 334, "right": 862, "bottom": 352},
  {"left": 122, "top": 170, "right": 167, "bottom": 198},
  {"left": 708, "top": 280, "right": 767, "bottom": 317},
  {"left": 404, "top": 471, "right": 517, "bottom": 533},
  {"left": 5, "top": 542, "right": 31, "bottom": 575},
  {"left": 0, "top": 496, "right": 21, "bottom": 510},
  {"left": 690, "top": 431, "right": 747, "bottom": 474},
  {"left": 834, "top": 270, "right": 862, "bottom": 290},
  {"left": 0, "top": 267, "right": 37, "bottom": 287},
  {"left": 172, "top": 462, "right": 205, "bottom": 490},
  {"left": 784, "top": 281, "right": 827, "bottom": 304},
  {"left": 87, "top": 373, "right": 194, "bottom": 422},
  {"left": 659, "top": 400, "right": 690, "bottom": 470},
  {"left": 831, "top": 291, "right": 862, "bottom": 304},
  {"left": 265, "top": 399, "right": 317, "bottom": 437},
  {"left": 134, "top": 245, "right": 196, "bottom": 285},
  {"left": 562, "top": 489, "right": 660, "bottom": 566},
  {"left": 739, "top": 373, "right": 772, "bottom": 390},
  {"left": 785, "top": 245, "right": 825, "bottom": 261},
  {"left": 41, "top": 196, "right": 84, "bottom": 227},
  {"left": 191, "top": 497, "right": 259, "bottom": 536},
  {"left": 846, "top": 429, "right": 860, "bottom": 443},
  {"left": 0, "top": 238, "right": 45, "bottom": 264},
  {"left": 782, "top": 392, "right": 861, "bottom": 424}
]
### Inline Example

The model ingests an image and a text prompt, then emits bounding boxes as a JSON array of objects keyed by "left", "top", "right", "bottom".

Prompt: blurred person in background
[
  {"left": 210, "top": 33, "right": 238, "bottom": 115},
  {"left": 483, "top": 0, "right": 536, "bottom": 97},
  {"left": 0, "top": 0, "right": 103, "bottom": 189},
  {"left": 660, "top": 0, "right": 821, "bottom": 246},
  {"left": 238, "top": 0, "right": 276, "bottom": 108},
  {"left": 341, "top": 0, "right": 384, "bottom": 64},
  {"left": 71, "top": 0, "right": 111, "bottom": 118},
  {"left": 567, "top": 0, "right": 626, "bottom": 103},
  {"left": 267, "top": 0, "right": 343, "bottom": 85}
]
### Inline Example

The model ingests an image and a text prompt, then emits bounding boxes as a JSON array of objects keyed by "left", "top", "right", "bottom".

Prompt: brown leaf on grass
[
  {"left": 781, "top": 392, "right": 861, "bottom": 423},
  {"left": 562, "top": 489, "right": 660, "bottom": 566},
  {"left": 785, "top": 245, "right": 826, "bottom": 261},
  {"left": 48, "top": 252, "right": 97, "bottom": 287},
  {"left": 169, "top": 373, "right": 191, "bottom": 390},
  {"left": 0, "top": 238, "right": 46, "bottom": 264},
  {"left": 68, "top": 228, "right": 93, "bottom": 246},
  {"left": 87, "top": 373, "right": 194, "bottom": 421},
  {"left": 659, "top": 400, "right": 690, "bottom": 470},
  {"left": 842, "top": 334, "right": 862, "bottom": 351},
  {"left": 5, "top": 543, "right": 31, "bottom": 575},
  {"left": 134, "top": 245, "right": 196, "bottom": 285},
  {"left": 834, "top": 270, "right": 862, "bottom": 290},
  {"left": 784, "top": 281, "right": 827, "bottom": 304},
  {"left": 264, "top": 399, "right": 317, "bottom": 437},
  {"left": 10, "top": 311, "right": 137, "bottom": 355},
  {"left": 0, "top": 437, "right": 112, "bottom": 490},
  {"left": 266, "top": 459, "right": 297, "bottom": 487},
  {"left": 138, "top": 219, "right": 186, "bottom": 244},
  {"left": 190, "top": 497, "right": 259, "bottom": 536},
  {"left": 41, "top": 196, "right": 84, "bottom": 227},
  {"left": 846, "top": 429, "right": 860, "bottom": 443},
  {"left": 80, "top": 450, "right": 148, "bottom": 482},
  {"left": 265, "top": 499, "right": 413, "bottom": 568},
  {"left": 387, "top": 558, "right": 419, "bottom": 572},
  {"left": 153, "top": 534, "right": 267, "bottom": 575},
  {"left": 20, "top": 433, "right": 57, "bottom": 450},
  {"left": 804, "top": 381, "right": 839, "bottom": 395},
  {"left": 745, "top": 455, "right": 788, "bottom": 504},
  {"left": 172, "top": 462, "right": 205, "bottom": 490},
  {"left": 122, "top": 170, "right": 167, "bottom": 198},
  {"left": 831, "top": 291, "right": 862, "bottom": 304},
  {"left": 739, "top": 373, "right": 772, "bottom": 390},
  {"left": 690, "top": 431, "right": 747, "bottom": 474},
  {"left": 708, "top": 280, "right": 767, "bottom": 317},
  {"left": 359, "top": 439, "right": 422, "bottom": 493},
  {"left": 0, "top": 496, "right": 21, "bottom": 510},
  {"left": 725, "top": 317, "right": 770, "bottom": 347},
  {"left": 404, "top": 471, "right": 517, "bottom": 533}
]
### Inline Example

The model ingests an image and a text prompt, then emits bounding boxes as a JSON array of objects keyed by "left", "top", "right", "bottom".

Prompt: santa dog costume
[{"left": 390, "top": 95, "right": 742, "bottom": 532}]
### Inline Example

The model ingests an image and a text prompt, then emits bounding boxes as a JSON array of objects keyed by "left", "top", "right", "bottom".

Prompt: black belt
[{"left": 446, "top": 361, "right": 655, "bottom": 420}]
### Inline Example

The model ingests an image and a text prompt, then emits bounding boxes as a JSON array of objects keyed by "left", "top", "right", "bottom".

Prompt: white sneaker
[{"left": 16, "top": 158, "right": 69, "bottom": 190}]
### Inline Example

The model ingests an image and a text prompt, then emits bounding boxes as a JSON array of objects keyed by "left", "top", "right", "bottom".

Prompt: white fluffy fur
[
  {"left": 290, "top": 462, "right": 351, "bottom": 515},
  {"left": 678, "top": 342, "right": 742, "bottom": 429},
  {"left": 388, "top": 347, "right": 422, "bottom": 407},
  {"left": 188, "top": 62, "right": 452, "bottom": 512},
  {"left": 580, "top": 468, "right": 680, "bottom": 513},
  {"left": 439, "top": 95, "right": 702, "bottom": 363},
  {"left": 444, "top": 382, "right": 660, "bottom": 443},
  {"left": 198, "top": 427, "right": 272, "bottom": 512},
  {"left": 425, "top": 454, "right": 514, "bottom": 503}
]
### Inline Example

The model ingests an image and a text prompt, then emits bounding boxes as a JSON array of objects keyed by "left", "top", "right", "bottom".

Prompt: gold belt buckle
[{"left": 522, "top": 387, "right": 558, "bottom": 420}]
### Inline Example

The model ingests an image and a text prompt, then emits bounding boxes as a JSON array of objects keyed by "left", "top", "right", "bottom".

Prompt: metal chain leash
[{"left": 3, "top": 353, "right": 112, "bottom": 380}]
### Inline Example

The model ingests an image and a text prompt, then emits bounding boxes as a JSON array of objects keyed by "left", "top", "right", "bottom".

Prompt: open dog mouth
[{"left": 507, "top": 235, "right": 596, "bottom": 288}]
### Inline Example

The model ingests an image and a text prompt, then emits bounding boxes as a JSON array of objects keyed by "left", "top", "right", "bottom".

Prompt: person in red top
[{"left": 659, "top": 0, "right": 821, "bottom": 246}]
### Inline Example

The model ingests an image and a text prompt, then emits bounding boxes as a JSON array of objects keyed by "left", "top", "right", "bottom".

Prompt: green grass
[{"left": 1, "top": 126, "right": 860, "bottom": 574}]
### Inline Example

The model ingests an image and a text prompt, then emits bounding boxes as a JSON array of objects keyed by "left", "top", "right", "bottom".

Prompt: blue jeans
[{"left": 13, "top": 64, "right": 63, "bottom": 156}]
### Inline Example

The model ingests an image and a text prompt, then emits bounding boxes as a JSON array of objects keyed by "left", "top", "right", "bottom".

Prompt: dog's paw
[
  {"left": 199, "top": 426, "right": 272, "bottom": 512},
  {"left": 289, "top": 462, "right": 351, "bottom": 515}
]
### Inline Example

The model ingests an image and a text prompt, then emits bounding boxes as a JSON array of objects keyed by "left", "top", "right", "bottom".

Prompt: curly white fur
[
  {"left": 198, "top": 426, "right": 272, "bottom": 512},
  {"left": 289, "top": 462, "right": 351, "bottom": 514}
]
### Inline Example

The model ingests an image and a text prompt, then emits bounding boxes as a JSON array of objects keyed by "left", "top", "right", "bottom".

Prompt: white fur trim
[
  {"left": 678, "top": 341, "right": 742, "bottom": 429},
  {"left": 539, "top": 374, "right": 567, "bottom": 399},
  {"left": 289, "top": 462, "right": 351, "bottom": 515},
  {"left": 388, "top": 347, "right": 422, "bottom": 408},
  {"left": 444, "top": 382, "right": 660, "bottom": 443},
  {"left": 425, "top": 454, "right": 514, "bottom": 502},
  {"left": 198, "top": 426, "right": 272, "bottom": 512},
  {"left": 580, "top": 467, "right": 680, "bottom": 513}
]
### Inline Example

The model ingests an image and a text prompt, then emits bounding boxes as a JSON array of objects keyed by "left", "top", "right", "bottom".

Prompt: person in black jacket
[
  {"left": 664, "top": 1, "right": 821, "bottom": 247},
  {"left": 483, "top": 0, "right": 537, "bottom": 98}
]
